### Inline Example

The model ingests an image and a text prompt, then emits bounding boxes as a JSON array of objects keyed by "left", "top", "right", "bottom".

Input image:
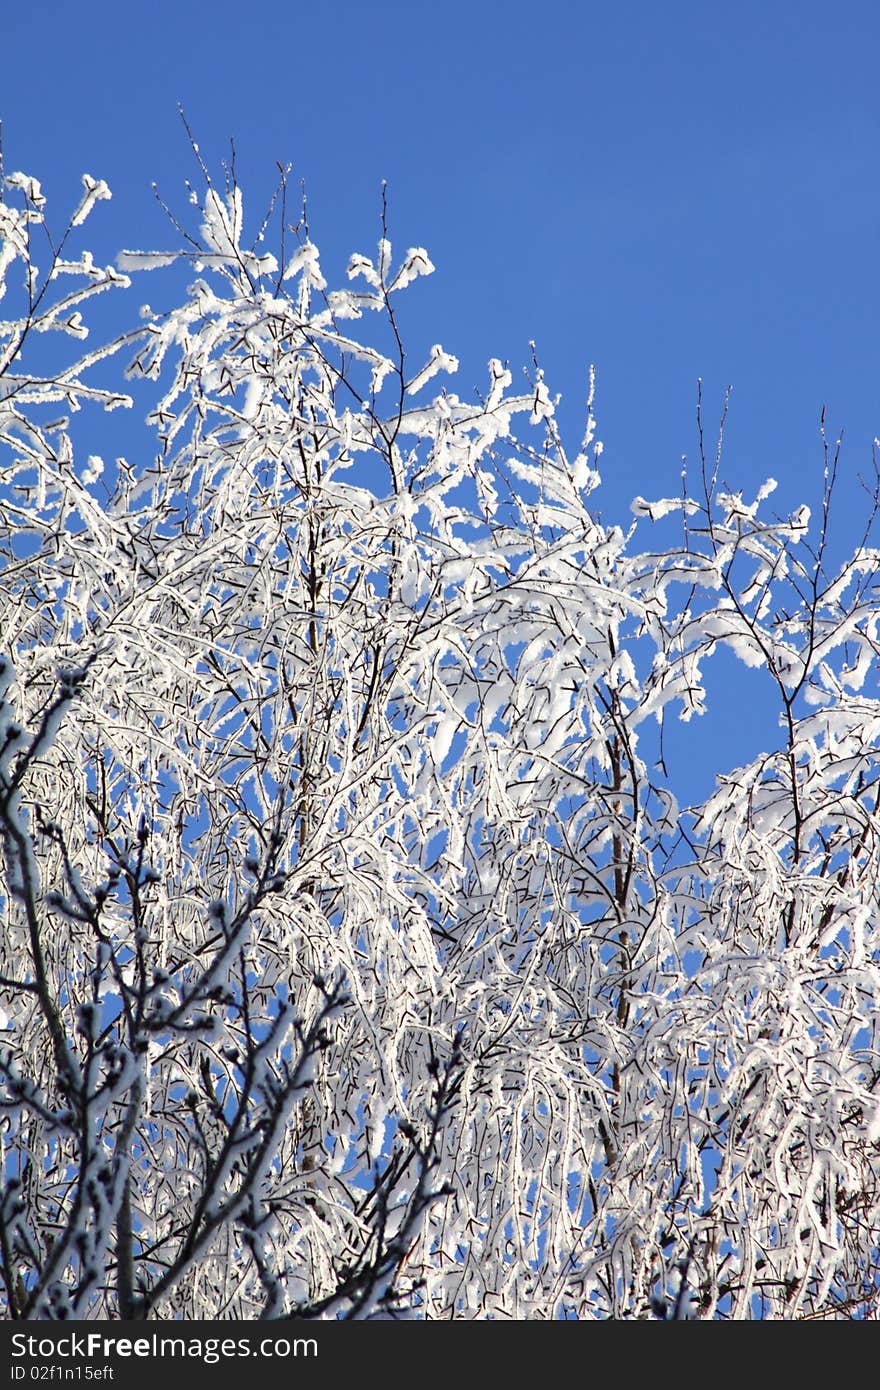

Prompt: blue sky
[{"left": 3, "top": 0, "right": 879, "bottom": 798}]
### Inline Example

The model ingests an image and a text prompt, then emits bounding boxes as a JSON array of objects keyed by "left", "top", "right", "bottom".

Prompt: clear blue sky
[{"left": 3, "top": 0, "right": 879, "bottom": 796}]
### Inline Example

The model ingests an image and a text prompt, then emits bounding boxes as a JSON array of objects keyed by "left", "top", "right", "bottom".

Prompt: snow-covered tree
[{"left": 1, "top": 156, "right": 878, "bottom": 1320}]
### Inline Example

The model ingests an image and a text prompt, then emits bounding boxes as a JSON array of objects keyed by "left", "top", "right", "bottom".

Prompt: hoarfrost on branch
[{"left": 1, "top": 160, "right": 879, "bottom": 1320}]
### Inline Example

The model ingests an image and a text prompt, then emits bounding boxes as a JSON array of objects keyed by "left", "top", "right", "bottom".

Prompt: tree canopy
[{"left": 1, "top": 160, "right": 879, "bottom": 1319}]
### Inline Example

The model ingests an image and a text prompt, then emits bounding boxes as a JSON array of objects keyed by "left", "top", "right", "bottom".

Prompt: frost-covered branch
[{"left": 1, "top": 157, "right": 879, "bottom": 1319}]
